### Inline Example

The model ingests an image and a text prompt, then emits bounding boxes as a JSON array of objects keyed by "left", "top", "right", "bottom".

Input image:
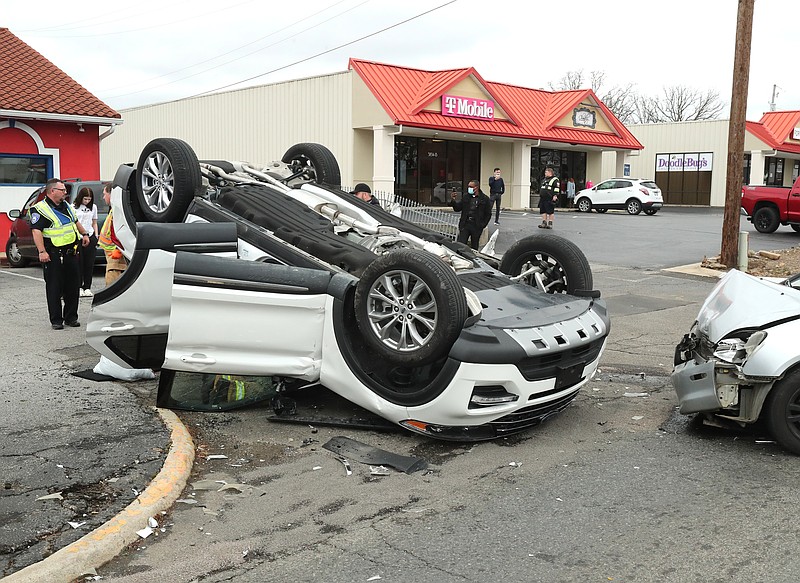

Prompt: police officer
[
  {"left": 538, "top": 166, "right": 560, "bottom": 229},
  {"left": 31, "top": 179, "right": 91, "bottom": 329},
  {"left": 451, "top": 179, "right": 492, "bottom": 249}
]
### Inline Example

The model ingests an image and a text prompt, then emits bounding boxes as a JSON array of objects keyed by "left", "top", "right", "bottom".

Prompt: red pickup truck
[{"left": 741, "top": 177, "right": 800, "bottom": 233}]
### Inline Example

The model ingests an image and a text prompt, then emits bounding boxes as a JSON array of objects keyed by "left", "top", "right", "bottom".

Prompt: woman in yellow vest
[{"left": 31, "top": 179, "right": 92, "bottom": 329}]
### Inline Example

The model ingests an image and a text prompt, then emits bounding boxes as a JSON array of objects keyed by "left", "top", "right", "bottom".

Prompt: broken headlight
[{"left": 713, "top": 330, "right": 767, "bottom": 365}]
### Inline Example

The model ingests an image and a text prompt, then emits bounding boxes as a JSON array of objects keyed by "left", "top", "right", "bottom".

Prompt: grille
[
  {"left": 516, "top": 338, "right": 604, "bottom": 382},
  {"left": 489, "top": 389, "right": 580, "bottom": 436}
]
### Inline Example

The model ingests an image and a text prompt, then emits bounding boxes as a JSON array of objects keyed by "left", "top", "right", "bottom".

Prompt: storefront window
[
  {"left": 394, "top": 137, "right": 480, "bottom": 205},
  {"left": 530, "top": 148, "right": 586, "bottom": 196},
  {"left": 764, "top": 157, "right": 783, "bottom": 186},
  {"left": 0, "top": 155, "right": 49, "bottom": 184},
  {"left": 654, "top": 152, "right": 713, "bottom": 205},
  {"left": 743, "top": 153, "right": 751, "bottom": 184}
]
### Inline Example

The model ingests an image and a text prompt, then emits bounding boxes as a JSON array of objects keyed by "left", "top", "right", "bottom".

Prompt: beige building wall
[
  {"left": 626, "top": 120, "right": 731, "bottom": 206},
  {"left": 101, "top": 71, "right": 355, "bottom": 185},
  {"left": 479, "top": 140, "right": 513, "bottom": 193}
]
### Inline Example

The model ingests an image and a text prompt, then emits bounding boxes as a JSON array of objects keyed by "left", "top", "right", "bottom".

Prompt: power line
[
  {"left": 106, "top": 0, "right": 364, "bottom": 99},
  {"left": 186, "top": 0, "right": 458, "bottom": 100}
]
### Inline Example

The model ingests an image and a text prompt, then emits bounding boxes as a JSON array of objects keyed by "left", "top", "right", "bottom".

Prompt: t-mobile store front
[{"left": 349, "top": 59, "right": 643, "bottom": 209}]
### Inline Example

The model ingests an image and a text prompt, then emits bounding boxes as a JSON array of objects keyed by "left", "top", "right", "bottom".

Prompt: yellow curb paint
[{"left": 3, "top": 408, "right": 194, "bottom": 583}]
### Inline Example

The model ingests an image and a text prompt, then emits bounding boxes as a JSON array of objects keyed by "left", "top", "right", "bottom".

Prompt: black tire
[
  {"left": 499, "top": 234, "right": 593, "bottom": 295},
  {"left": 595, "top": 208, "right": 608, "bottom": 213},
  {"left": 764, "top": 368, "right": 800, "bottom": 455},
  {"left": 753, "top": 206, "right": 779, "bottom": 233},
  {"left": 5, "top": 237, "right": 28, "bottom": 268},
  {"left": 791, "top": 224, "right": 800, "bottom": 233},
  {"left": 281, "top": 143, "right": 341, "bottom": 188},
  {"left": 576, "top": 197, "right": 592, "bottom": 213},
  {"left": 354, "top": 249, "right": 467, "bottom": 366},
  {"left": 626, "top": 198, "right": 643, "bottom": 215},
  {"left": 135, "top": 138, "right": 201, "bottom": 223},
  {"left": 644, "top": 208, "right": 659, "bottom": 216}
]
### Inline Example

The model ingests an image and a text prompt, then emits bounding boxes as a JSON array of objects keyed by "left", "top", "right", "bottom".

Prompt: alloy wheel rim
[
  {"left": 366, "top": 269, "right": 437, "bottom": 352},
  {"left": 141, "top": 151, "right": 175, "bottom": 212}
]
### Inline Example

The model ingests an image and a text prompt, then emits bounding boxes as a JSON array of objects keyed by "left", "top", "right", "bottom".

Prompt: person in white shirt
[{"left": 73, "top": 186, "right": 98, "bottom": 297}]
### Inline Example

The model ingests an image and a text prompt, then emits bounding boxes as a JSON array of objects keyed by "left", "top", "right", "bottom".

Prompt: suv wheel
[
  {"left": 355, "top": 249, "right": 467, "bottom": 366},
  {"left": 281, "top": 143, "right": 341, "bottom": 188},
  {"left": 626, "top": 199, "right": 643, "bottom": 215},
  {"left": 499, "top": 234, "right": 593, "bottom": 295},
  {"left": 576, "top": 197, "right": 592, "bottom": 212},
  {"left": 135, "top": 138, "right": 202, "bottom": 223}
]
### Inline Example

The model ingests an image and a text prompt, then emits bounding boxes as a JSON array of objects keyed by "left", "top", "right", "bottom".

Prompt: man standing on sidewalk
[
  {"left": 488, "top": 167, "right": 505, "bottom": 225},
  {"left": 538, "top": 167, "right": 560, "bottom": 229},
  {"left": 31, "top": 179, "right": 91, "bottom": 329}
]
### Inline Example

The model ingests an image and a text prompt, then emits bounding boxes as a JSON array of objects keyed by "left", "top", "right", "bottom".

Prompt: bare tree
[
  {"left": 653, "top": 86, "right": 725, "bottom": 121},
  {"left": 548, "top": 69, "right": 587, "bottom": 91},
  {"left": 549, "top": 69, "right": 637, "bottom": 122},
  {"left": 548, "top": 70, "right": 726, "bottom": 124}
]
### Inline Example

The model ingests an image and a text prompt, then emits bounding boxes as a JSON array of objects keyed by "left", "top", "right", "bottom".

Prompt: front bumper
[{"left": 671, "top": 359, "right": 721, "bottom": 414}]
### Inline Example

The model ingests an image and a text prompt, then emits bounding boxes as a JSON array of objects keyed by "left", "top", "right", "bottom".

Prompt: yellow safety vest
[
  {"left": 98, "top": 209, "right": 117, "bottom": 251},
  {"left": 33, "top": 200, "right": 79, "bottom": 247}
]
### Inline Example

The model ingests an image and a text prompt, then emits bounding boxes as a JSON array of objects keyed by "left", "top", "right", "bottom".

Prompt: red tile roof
[
  {"left": 746, "top": 111, "right": 800, "bottom": 155},
  {"left": 349, "top": 58, "right": 642, "bottom": 150},
  {"left": 0, "top": 28, "right": 120, "bottom": 121}
]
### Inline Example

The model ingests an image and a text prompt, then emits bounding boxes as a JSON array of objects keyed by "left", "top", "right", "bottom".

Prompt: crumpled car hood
[{"left": 696, "top": 269, "right": 800, "bottom": 342}]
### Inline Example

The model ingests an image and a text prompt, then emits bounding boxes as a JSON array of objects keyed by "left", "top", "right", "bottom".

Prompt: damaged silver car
[{"left": 672, "top": 269, "right": 800, "bottom": 453}]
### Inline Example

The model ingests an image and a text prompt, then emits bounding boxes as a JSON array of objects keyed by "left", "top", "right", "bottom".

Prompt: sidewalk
[{"left": 0, "top": 265, "right": 194, "bottom": 582}]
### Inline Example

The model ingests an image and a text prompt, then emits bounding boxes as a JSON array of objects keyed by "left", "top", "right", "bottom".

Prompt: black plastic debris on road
[{"left": 322, "top": 437, "right": 428, "bottom": 474}]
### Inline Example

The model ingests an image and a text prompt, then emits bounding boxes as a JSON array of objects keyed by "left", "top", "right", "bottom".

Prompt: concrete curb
[
  {"left": 3, "top": 408, "right": 195, "bottom": 583},
  {"left": 662, "top": 263, "right": 727, "bottom": 279}
]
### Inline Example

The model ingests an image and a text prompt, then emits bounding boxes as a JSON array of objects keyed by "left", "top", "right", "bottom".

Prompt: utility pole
[{"left": 720, "top": 0, "right": 755, "bottom": 268}]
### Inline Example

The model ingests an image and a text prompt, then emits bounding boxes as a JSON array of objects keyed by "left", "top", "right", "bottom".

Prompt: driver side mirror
[{"left": 8, "top": 209, "right": 20, "bottom": 219}]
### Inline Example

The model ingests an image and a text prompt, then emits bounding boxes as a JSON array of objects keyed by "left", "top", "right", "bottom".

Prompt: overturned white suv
[{"left": 88, "top": 138, "right": 610, "bottom": 440}]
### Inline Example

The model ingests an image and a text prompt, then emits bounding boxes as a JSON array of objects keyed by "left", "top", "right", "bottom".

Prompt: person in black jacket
[
  {"left": 451, "top": 179, "right": 491, "bottom": 249},
  {"left": 351, "top": 183, "right": 381, "bottom": 207},
  {"left": 488, "top": 167, "right": 505, "bottom": 225}
]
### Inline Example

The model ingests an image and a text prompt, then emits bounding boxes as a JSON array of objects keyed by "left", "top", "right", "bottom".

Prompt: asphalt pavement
[
  {"left": 0, "top": 205, "right": 796, "bottom": 581},
  {"left": 0, "top": 266, "right": 192, "bottom": 582}
]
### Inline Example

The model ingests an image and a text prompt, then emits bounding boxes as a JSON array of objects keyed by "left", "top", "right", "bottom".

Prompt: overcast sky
[{"left": 4, "top": 0, "right": 797, "bottom": 121}]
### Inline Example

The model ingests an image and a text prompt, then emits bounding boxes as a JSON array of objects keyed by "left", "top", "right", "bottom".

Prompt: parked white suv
[{"left": 575, "top": 178, "right": 663, "bottom": 215}]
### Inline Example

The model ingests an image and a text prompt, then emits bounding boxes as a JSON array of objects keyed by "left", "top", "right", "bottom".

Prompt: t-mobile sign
[{"left": 442, "top": 94, "right": 495, "bottom": 121}]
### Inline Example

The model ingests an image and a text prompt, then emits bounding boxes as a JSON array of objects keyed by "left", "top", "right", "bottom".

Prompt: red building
[{"left": 0, "top": 28, "right": 121, "bottom": 246}]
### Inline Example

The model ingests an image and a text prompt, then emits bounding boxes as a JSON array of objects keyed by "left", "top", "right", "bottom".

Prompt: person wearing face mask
[{"left": 451, "top": 179, "right": 491, "bottom": 249}]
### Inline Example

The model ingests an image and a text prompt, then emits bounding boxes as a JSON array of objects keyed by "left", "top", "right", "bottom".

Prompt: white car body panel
[
  {"left": 163, "top": 284, "right": 326, "bottom": 381},
  {"left": 696, "top": 269, "right": 800, "bottom": 343},
  {"left": 85, "top": 249, "right": 177, "bottom": 368}
]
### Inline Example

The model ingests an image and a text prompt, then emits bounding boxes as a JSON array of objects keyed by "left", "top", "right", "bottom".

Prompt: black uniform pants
[
  {"left": 491, "top": 194, "right": 502, "bottom": 222},
  {"left": 78, "top": 234, "right": 98, "bottom": 290},
  {"left": 42, "top": 247, "right": 80, "bottom": 325},
  {"left": 457, "top": 221, "right": 483, "bottom": 250}
]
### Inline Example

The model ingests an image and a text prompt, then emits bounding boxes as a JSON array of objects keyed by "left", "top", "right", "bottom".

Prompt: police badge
[{"left": 31, "top": 212, "right": 41, "bottom": 224}]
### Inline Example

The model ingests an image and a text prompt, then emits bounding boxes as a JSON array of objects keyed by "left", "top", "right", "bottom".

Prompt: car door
[
  {"left": 13, "top": 188, "right": 45, "bottom": 257},
  {"left": 86, "top": 222, "right": 240, "bottom": 369},
  {"left": 612, "top": 180, "right": 635, "bottom": 204},
  {"left": 162, "top": 251, "right": 356, "bottom": 381},
  {"left": 591, "top": 180, "right": 617, "bottom": 206}
]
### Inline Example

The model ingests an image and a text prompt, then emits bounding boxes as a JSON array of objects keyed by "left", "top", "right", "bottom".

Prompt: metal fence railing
[{"left": 368, "top": 189, "right": 459, "bottom": 241}]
